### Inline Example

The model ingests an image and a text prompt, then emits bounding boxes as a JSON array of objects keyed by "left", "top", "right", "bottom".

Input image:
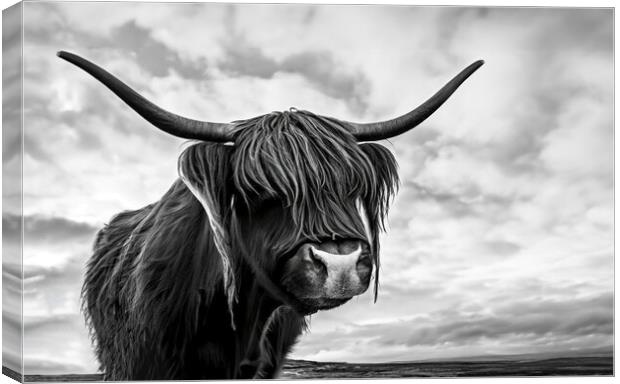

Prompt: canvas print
[{"left": 2, "top": 1, "right": 614, "bottom": 381}]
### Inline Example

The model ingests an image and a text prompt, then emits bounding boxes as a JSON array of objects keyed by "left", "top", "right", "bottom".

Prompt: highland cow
[{"left": 58, "top": 51, "right": 482, "bottom": 380}]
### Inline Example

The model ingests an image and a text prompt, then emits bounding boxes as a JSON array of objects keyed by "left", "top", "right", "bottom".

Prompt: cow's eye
[
  {"left": 240, "top": 194, "right": 284, "bottom": 216},
  {"left": 257, "top": 196, "right": 283, "bottom": 209}
]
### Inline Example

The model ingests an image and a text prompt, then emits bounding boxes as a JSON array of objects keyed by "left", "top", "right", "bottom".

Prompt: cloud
[
  {"left": 23, "top": 215, "right": 98, "bottom": 244},
  {"left": 481, "top": 240, "right": 521, "bottom": 256},
  {"left": 4, "top": 213, "right": 99, "bottom": 248},
  {"left": 2, "top": 3, "right": 23, "bottom": 173},
  {"left": 2, "top": 79, "right": 22, "bottom": 163},
  {"left": 24, "top": 313, "right": 81, "bottom": 332},
  {"left": 530, "top": 8, "right": 612, "bottom": 54},
  {"left": 218, "top": 24, "right": 371, "bottom": 113},
  {"left": 17, "top": 214, "right": 100, "bottom": 373},
  {"left": 3, "top": 213, "right": 21, "bottom": 240},
  {"left": 23, "top": 2, "right": 109, "bottom": 53},
  {"left": 218, "top": 30, "right": 278, "bottom": 79},
  {"left": 280, "top": 51, "right": 370, "bottom": 112},
  {"left": 3, "top": 298, "right": 23, "bottom": 373},
  {"left": 110, "top": 20, "right": 208, "bottom": 79},
  {"left": 398, "top": 293, "right": 613, "bottom": 347}
]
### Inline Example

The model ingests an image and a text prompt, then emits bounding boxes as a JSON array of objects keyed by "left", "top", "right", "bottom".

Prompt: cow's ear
[{"left": 178, "top": 143, "right": 237, "bottom": 328}]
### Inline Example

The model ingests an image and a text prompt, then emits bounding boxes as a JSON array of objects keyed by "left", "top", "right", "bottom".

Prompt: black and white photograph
[{"left": 1, "top": 0, "right": 614, "bottom": 381}]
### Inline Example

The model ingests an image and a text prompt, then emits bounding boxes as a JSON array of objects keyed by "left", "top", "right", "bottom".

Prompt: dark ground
[
  {"left": 10, "top": 356, "right": 612, "bottom": 381},
  {"left": 279, "top": 356, "right": 613, "bottom": 378}
]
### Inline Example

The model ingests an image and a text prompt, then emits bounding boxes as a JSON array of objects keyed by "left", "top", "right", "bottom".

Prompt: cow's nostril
[
  {"left": 356, "top": 253, "right": 372, "bottom": 275},
  {"left": 357, "top": 253, "right": 371, "bottom": 266}
]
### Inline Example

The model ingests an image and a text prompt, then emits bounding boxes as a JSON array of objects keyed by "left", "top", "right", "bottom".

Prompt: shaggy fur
[{"left": 82, "top": 110, "right": 399, "bottom": 380}]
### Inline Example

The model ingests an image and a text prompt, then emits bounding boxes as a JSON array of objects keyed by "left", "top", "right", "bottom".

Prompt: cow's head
[{"left": 58, "top": 51, "right": 482, "bottom": 316}]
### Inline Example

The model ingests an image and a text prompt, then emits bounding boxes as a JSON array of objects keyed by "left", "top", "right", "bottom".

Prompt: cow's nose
[{"left": 305, "top": 240, "right": 371, "bottom": 297}]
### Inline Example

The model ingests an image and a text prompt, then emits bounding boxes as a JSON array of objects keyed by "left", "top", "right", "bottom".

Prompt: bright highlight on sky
[{"left": 2, "top": 2, "right": 613, "bottom": 374}]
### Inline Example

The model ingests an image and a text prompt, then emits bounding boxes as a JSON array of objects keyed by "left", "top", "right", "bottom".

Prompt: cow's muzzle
[{"left": 280, "top": 239, "right": 372, "bottom": 312}]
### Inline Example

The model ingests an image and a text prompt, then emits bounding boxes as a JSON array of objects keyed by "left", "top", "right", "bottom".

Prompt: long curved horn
[
  {"left": 347, "top": 60, "right": 484, "bottom": 141},
  {"left": 57, "top": 51, "right": 234, "bottom": 142}
]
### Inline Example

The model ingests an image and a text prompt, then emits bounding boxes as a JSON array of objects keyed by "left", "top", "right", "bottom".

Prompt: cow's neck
[{"left": 233, "top": 265, "right": 285, "bottom": 378}]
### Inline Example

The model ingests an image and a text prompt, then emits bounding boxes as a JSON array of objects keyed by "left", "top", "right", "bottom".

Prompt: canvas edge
[{"left": 2, "top": 1, "right": 24, "bottom": 383}]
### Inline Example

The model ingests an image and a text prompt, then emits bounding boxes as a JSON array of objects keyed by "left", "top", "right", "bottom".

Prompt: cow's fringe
[
  {"left": 178, "top": 110, "right": 398, "bottom": 302},
  {"left": 230, "top": 110, "right": 399, "bottom": 298}
]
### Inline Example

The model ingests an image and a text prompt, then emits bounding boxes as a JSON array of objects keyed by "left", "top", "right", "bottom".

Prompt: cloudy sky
[{"left": 2, "top": 1, "right": 613, "bottom": 375}]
